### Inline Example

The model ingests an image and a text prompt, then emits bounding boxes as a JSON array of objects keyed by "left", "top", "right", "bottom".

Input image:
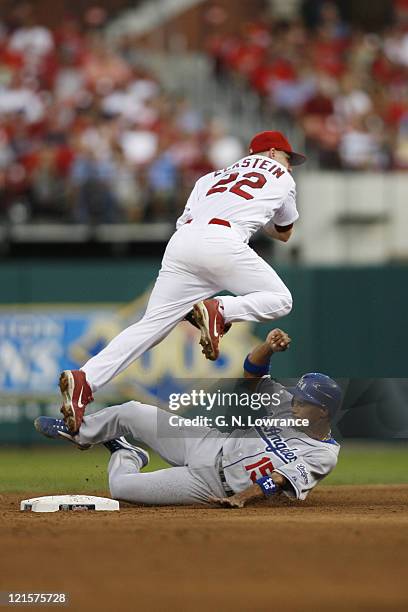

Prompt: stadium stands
[
  {"left": 207, "top": 0, "right": 408, "bottom": 171},
  {"left": 0, "top": 2, "right": 244, "bottom": 229},
  {"left": 0, "top": 0, "right": 407, "bottom": 248}
]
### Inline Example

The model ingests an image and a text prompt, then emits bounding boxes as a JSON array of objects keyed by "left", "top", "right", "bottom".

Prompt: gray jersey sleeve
[
  {"left": 274, "top": 447, "right": 339, "bottom": 500},
  {"left": 256, "top": 376, "right": 293, "bottom": 418}
]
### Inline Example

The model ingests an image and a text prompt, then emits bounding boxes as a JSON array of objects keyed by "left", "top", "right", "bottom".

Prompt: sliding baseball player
[
  {"left": 59, "top": 131, "right": 306, "bottom": 433},
  {"left": 35, "top": 329, "right": 341, "bottom": 508}
]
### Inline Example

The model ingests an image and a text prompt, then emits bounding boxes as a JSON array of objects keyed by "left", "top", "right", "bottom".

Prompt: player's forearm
[
  {"left": 243, "top": 329, "right": 290, "bottom": 379},
  {"left": 264, "top": 224, "right": 293, "bottom": 243},
  {"left": 210, "top": 472, "right": 287, "bottom": 508},
  {"left": 238, "top": 472, "right": 287, "bottom": 505},
  {"left": 209, "top": 484, "right": 263, "bottom": 509},
  {"left": 248, "top": 341, "right": 274, "bottom": 364},
  {"left": 243, "top": 342, "right": 273, "bottom": 379},
  {"left": 236, "top": 483, "right": 264, "bottom": 504}
]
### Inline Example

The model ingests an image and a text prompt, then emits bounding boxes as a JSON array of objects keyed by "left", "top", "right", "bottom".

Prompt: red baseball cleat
[
  {"left": 184, "top": 309, "right": 232, "bottom": 335},
  {"left": 191, "top": 299, "right": 226, "bottom": 361},
  {"left": 59, "top": 370, "right": 94, "bottom": 434}
]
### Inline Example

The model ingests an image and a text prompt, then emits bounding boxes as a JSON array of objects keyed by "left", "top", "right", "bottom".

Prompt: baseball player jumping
[
  {"left": 36, "top": 329, "right": 341, "bottom": 508},
  {"left": 59, "top": 131, "right": 306, "bottom": 434}
]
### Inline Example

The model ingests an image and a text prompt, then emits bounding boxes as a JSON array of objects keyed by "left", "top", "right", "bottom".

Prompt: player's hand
[
  {"left": 266, "top": 329, "right": 291, "bottom": 352},
  {"left": 208, "top": 495, "right": 245, "bottom": 509}
]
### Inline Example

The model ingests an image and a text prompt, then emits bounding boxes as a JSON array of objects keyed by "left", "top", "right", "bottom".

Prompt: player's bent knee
[
  {"left": 117, "top": 401, "right": 141, "bottom": 428},
  {"left": 266, "top": 288, "right": 292, "bottom": 318},
  {"left": 281, "top": 291, "right": 293, "bottom": 316}
]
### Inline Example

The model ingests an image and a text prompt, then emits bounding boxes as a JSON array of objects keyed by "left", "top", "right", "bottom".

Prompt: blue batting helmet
[{"left": 291, "top": 373, "right": 342, "bottom": 418}]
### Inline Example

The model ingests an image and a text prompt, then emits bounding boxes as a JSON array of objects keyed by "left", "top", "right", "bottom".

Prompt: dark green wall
[
  {"left": 259, "top": 266, "right": 408, "bottom": 377},
  {"left": 1, "top": 260, "right": 407, "bottom": 377}
]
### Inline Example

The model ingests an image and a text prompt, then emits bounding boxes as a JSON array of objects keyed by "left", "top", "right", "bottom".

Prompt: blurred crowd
[
  {"left": 208, "top": 0, "right": 408, "bottom": 170},
  {"left": 0, "top": 3, "right": 244, "bottom": 224},
  {"left": 1, "top": 1, "right": 408, "bottom": 226}
]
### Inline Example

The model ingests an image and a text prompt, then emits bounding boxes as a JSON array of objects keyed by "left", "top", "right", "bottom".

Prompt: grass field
[{"left": 1, "top": 441, "right": 407, "bottom": 493}]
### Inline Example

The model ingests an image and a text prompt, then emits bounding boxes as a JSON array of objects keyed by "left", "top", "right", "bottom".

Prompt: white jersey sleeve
[{"left": 265, "top": 185, "right": 299, "bottom": 229}]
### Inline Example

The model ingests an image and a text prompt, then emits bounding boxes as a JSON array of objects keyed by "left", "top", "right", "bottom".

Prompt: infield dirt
[{"left": 1, "top": 485, "right": 407, "bottom": 612}]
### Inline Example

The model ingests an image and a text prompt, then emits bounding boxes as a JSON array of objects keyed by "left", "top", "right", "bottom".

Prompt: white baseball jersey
[
  {"left": 221, "top": 378, "right": 340, "bottom": 500},
  {"left": 176, "top": 155, "right": 298, "bottom": 243},
  {"left": 82, "top": 156, "right": 297, "bottom": 393}
]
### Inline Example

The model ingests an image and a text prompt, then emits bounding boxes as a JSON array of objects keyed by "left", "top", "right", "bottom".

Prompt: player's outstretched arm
[
  {"left": 243, "top": 328, "right": 291, "bottom": 380},
  {"left": 209, "top": 472, "right": 287, "bottom": 508}
]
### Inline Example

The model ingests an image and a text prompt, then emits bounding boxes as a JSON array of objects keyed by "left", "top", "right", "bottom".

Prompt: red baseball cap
[{"left": 249, "top": 131, "right": 306, "bottom": 166}]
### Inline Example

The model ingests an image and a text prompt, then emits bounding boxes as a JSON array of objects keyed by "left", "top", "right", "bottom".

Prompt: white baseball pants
[
  {"left": 77, "top": 400, "right": 228, "bottom": 505},
  {"left": 82, "top": 223, "right": 292, "bottom": 391}
]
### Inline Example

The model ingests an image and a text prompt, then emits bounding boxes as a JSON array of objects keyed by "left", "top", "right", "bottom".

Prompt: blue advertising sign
[{"left": 0, "top": 290, "right": 257, "bottom": 400}]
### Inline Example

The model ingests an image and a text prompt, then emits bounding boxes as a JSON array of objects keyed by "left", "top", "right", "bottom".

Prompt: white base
[{"left": 20, "top": 495, "right": 119, "bottom": 513}]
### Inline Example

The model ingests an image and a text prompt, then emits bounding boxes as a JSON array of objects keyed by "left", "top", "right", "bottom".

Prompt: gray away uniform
[{"left": 77, "top": 378, "right": 340, "bottom": 505}]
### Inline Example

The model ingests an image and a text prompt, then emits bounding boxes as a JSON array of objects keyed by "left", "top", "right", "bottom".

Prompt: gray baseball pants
[{"left": 76, "top": 401, "right": 229, "bottom": 505}]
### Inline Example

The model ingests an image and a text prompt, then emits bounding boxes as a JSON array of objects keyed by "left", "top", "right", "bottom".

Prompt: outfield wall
[
  {"left": 1, "top": 260, "right": 407, "bottom": 444},
  {"left": 0, "top": 259, "right": 406, "bottom": 376}
]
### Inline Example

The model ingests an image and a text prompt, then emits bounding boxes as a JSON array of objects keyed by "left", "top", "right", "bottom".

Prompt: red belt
[{"left": 185, "top": 218, "right": 231, "bottom": 228}]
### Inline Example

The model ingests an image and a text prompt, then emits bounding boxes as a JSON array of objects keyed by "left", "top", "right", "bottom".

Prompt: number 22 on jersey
[{"left": 206, "top": 172, "right": 267, "bottom": 201}]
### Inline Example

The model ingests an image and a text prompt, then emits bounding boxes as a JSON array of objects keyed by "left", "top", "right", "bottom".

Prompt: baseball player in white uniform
[
  {"left": 58, "top": 131, "right": 306, "bottom": 434},
  {"left": 36, "top": 329, "right": 342, "bottom": 508}
]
